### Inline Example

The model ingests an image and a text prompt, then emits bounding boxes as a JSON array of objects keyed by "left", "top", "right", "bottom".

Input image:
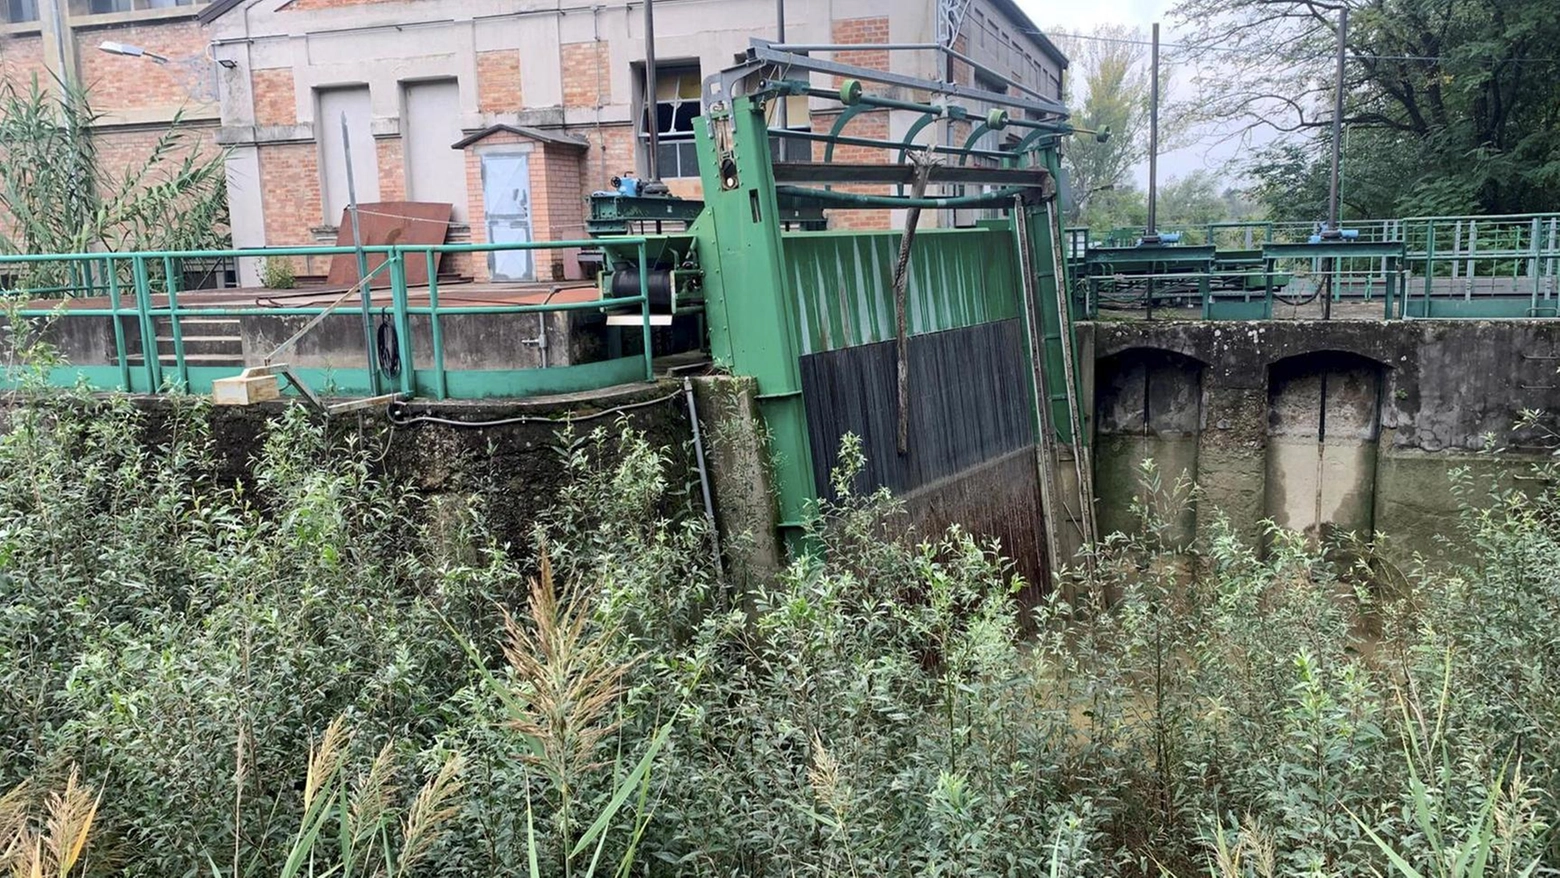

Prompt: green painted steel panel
[
  {"left": 1403, "top": 297, "right": 1553, "bottom": 319},
  {"left": 424, "top": 357, "right": 650, "bottom": 398},
  {"left": 783, "top": 227, "right": 1019, "bottom": 354}
]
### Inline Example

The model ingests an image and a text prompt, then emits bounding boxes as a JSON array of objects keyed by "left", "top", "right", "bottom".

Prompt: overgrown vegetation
[
  {"left": 0, "top": 75, "right": 228, "bottom": 290},
  {"left": 0, "top": 374, "right": 1556, "bottom": 875}
]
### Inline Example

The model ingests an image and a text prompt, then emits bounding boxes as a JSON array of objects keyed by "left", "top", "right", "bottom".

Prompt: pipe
[
  {"left": 1147, "top": 22, "right": 1159, "bottom": 238},
  {"left": 340, "top": 111, "right": 380, "bottom": 395},
  {"left": 682, "top": 377, "right": 725, "bottom": 581},
  {"left": 1327, "top": 6, "right": 1348, "bottom": 232},
  {"left": 775, "top": 184, "right": 1034, "bottom": 209},
  {"left": 644, "top": 0, "right": 659, "bottom": 181},
  {"left": 775, "top": 0, "right": 787, "bottom": 132}
]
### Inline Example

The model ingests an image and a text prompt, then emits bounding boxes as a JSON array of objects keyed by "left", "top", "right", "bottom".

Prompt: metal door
[{"left": 482, "top": 152, "right": 533, "bottom": 281}]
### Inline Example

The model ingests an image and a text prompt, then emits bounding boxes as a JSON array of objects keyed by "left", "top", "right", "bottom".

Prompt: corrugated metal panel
[
  {"left": 800, "top": 318, "right": 1034, "bottom": 497},
  {"left": 783, "top": 228, "right": 1020, "bottom": 354}
]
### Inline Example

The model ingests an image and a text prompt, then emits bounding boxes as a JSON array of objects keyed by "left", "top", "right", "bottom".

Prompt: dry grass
[
  {"left": 0, "top": 769, "right": 101, "bottom": 878},
  {"left": 501, "top": 549, "right": 637, "bottom": 785}
]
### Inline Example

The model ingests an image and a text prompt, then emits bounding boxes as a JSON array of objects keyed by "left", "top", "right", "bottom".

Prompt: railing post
[
  {"left": 426, "top": 248, "right": 446, "bottom": 400},
  {"left": 1423, "top": 222, "right": 1435, "bottom": 315},
  {"left": 390, "top": 251, "right": 414, "bottom": 397},
  {"left": 638, "top": 240, "right": 654, "bottom": 381},
  {"left": 163, "top": 255, "right": 188, "bottom": 390},
  {"left": 102, "top": 258, "right": 131, "bottom": 391},
  {"left": 131, "top": 256, "right": 161, "bottom": 391},
  {"left": 1531, "top": 217, "right": 1542, "bottom": 316}
]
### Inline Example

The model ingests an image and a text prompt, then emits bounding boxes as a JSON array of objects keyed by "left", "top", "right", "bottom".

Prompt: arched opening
[
  {"left": 1093, "top": 347, "right": 1205, "bottom": 545},
  {"left": 1264, "top": 350, "right": 1386, "bottom": 542}
]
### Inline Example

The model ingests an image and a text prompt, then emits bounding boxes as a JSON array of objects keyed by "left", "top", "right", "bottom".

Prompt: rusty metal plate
[{"left": 325, "top": 202, "right": 452, "bottom": 290}]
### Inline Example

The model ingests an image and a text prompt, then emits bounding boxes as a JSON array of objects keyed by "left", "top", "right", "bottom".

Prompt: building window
[
  {"left": 81, "top": 0, "right": 193, "bottom": 15},
  {"left": 5, "top": 0, "right": 38, "bottom": 22},
  {"left": 640, "top": 64, "right": 701, "bottom": 178},
  {"left": 767, "top": 94, "right": 811, "bottom": 163}
]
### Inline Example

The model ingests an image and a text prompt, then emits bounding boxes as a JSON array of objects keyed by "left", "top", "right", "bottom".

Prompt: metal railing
[
  {"left": 1067, "top": 212, "right": 1560, "bottom": 320},
  {"left": 0, "top": 239, "right": 661, "bottom": 400}
]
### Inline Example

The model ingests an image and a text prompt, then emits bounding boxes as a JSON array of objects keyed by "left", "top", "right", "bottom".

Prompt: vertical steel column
[
  {"left": 1146, "top": 22, "right": 1159, "bottom": 238},
  {"left": 163, "top": 255, "right": 188, "bottom": 389},
  {"left": 694, "top": 97, "right": 815, "bottom": 544},
  {"left": 644, "top": 0, "right": 660, "bottom": 180},
  {"left": 131, "top": 256, "right": 161, "bottom": 391},
  {"left": 427, "top": 248, "right": 447, "bottom": 400},
  {"left": 389, "top": 252, "right": 414, "bottom": 397},
  {"left": 340, "top": 111, "right": 381, "bottom": 396},
  {"left": 1326, "top": 7, "right": 1348, "bottom": 232}
]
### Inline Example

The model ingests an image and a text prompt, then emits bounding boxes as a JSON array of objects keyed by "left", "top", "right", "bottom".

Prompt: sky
[{"left": 1015, "top": 0, "right": 1263, "bottom": 191}]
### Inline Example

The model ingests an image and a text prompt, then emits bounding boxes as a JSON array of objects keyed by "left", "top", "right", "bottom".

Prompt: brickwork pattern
[
  {"left": 78, "top": 20, "right": 215, "bottom": 113},
  {"left": 811, "top": 103, "right": 892, "bottom": 230},
  {"left": 475, "top": 49, "right": 521, "bottom": 114},
  {"left": 283, "top": 0, "right": 397, "bottom": 13},
  {"left": 830, "top": 16, "right": 889, "bottom": 85},
  {"left": 560, "top": 41, "right": 609, "bottom": 109},
  {"left": 250, "top": 68, "right": 297, "bottom": 126},
  {"left": 257, "top": 142, "right": 329, "bottom": 276},
  {"left": 0, "top": 35, "right": 50, "bottom": 92},
  {"left": 376, "top": 137, "right": 405, "bottom": 202},
  {"left": 462, "top": 131, "right": 590, "bottom": 282}
]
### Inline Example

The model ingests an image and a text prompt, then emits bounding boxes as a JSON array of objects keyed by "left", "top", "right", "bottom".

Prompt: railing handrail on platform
[{"left": 0, "top": 238, "right": 661, "bottom": 402}]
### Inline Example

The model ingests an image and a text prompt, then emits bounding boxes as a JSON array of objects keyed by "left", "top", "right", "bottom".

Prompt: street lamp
[{"left": 98, "top": 41, "right": 169, "bottom": 64}]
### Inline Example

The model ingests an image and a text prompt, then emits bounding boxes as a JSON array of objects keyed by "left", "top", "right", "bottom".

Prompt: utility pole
[
  {"left": 643, "top": 0, "right": 660, "bottom": 181},
  {"left": 1326, "top": 6, "right": 1349, "bottom": 234},
  {"left": 1146, "top": 22, "right": 1159, "bottom": 240},
  {"left": 775, "top": 0, "right": 787, "bottom": 133}
]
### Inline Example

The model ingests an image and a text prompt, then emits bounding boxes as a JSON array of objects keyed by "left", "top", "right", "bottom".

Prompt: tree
[
  {"left": 0, "top": 75, "right": 228, "bottom": 288},
  {"left": 1176, "top": 0, "right": 1560, "bottom": 217},
  {"left": 1052, "top": 25, "right": 1154, "bottom": 225}
]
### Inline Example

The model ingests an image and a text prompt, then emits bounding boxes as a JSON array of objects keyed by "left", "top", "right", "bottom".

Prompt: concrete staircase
[{"left": 127, "top": 317, "right": 246, "bottom": 368}]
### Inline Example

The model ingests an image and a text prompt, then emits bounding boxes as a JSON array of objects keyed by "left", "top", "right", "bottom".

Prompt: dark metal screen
[{"left": 800, "top": 319, "right": 1034, "bottom": 498}]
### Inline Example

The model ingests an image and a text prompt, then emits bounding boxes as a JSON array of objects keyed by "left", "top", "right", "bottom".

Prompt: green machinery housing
[{"left": 591, "top": 39, "right": 1099, "bottom": 565}]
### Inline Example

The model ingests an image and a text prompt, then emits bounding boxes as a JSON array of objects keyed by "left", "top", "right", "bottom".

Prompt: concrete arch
[
  {"left": 1093, "top": 347, "right": 1206, "bottom": 545},
  {"left": 1264, "top": 349, "right": 1387, "bottom": 543}
]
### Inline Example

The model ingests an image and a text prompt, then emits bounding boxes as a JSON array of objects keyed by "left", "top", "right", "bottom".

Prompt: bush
[{"left": 0, "top": 385, "right": 1555, "bottom": 877}]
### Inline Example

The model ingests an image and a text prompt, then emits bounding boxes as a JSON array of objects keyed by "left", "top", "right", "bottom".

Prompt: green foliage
[
  {"left": 262, "top": 256, "right": 298, "bottom": 290},
  {"left": 1181, "top": 0, "right": 1560, "bottom": 218},
  {"left": 0, "top": 75, "right": 228, "bottom": 290},
  {"left": 0, "top": 377, "right": 1558, "bottom": 877}
]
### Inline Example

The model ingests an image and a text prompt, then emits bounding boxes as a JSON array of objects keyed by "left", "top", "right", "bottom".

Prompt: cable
[
  {"left": 376, "top": 311, "right": 400, "bottom": 377},
  {"left": 1038, "top": 28, "right": 1560, "bottom": 66},
  {"left": 385, "top": 389, "right": 682, "bottom": 429}
]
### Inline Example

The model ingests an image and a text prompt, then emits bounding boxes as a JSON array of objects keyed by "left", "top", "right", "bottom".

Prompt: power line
[{"left": 1036, "top": 28, "right": 1560, "bottom": 66}]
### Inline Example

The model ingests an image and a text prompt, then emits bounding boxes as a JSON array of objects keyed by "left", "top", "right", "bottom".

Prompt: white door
[
  {"left": 404, "top": 80, "right": 469, "bottom": 220},
  {"left": 482, "top": 152, "right": 533, "bottom": 281}
]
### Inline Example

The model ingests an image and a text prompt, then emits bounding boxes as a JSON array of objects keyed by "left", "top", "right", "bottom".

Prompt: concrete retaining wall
[{"left": 1081, "top": 320, "right": 1560, "bottom": 560}]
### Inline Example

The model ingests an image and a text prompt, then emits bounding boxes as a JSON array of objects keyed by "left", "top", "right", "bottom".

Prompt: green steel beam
[{"left": 696, "top": 95, "right": 817, "bottom": 543}]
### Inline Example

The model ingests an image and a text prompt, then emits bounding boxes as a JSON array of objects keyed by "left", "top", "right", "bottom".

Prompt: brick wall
[
  {"left": 0, "top": 34, "right": 51, "bottom": 91},
  {"left": 462, "top": 131, "right": 591, "bottom": 283},
  {"left": 830, "top": 16, "right": 889, "bottom": 84},
  {"left": 376, "top": 137, "right": 405, "bottom": 201},
  {"left": 560, "top": 41, "right": 609, "bottom": 108},
  {"left": 78, "top": 20, "right": 216, "bottom": 114},
  {"left": 823, "top": 17, "right": 893, "bottom": 230},
  {"left": 251, "top": 68, "right": 297, "bottom": 126},
  {"left": 257, "top": 142, "right": 330, "bottom": 276},
  {"left": 475, "top": 49, "right": 521, "bottom": 114}
]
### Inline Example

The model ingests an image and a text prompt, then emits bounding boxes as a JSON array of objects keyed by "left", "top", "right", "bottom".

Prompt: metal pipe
[
  {"left": 1147, "top": 22, "right": 1159, "bottom": 237},
  {"left": 682, "top": 377, "right": 725, "bottom": 581},
  {"left": 775, "top": 0, "right": 787, "bottom": 133},
  {"left": 769, "top": 127, "right": 1014, "bottom": 160},
  {"left": 1327, "top": 6, "right": 1348, "bottom": 232},
  {"left": 340, "top": 111, "right": 380, "bottom": 395},
  {"left": 775, "top": 183, "right": 1033, "bottom": 208},
  {"left": 644, "top": 0, "right": 659, "bottom": 181},
  {"left": 769, "top": 42, "right": 941, "bottom": 52}
]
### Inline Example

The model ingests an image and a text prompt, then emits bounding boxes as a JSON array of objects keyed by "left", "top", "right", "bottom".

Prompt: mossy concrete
[{"left": 1080, "top": 319, "right": 1560, "bottom": 560}]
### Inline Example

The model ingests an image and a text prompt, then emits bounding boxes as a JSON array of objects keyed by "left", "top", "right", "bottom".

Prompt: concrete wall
[{"left": 1082, "top": 320, "right": 1560, "bottom": 561}]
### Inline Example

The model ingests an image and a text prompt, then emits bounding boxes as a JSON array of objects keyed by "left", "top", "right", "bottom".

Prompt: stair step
[{"left": 127, "top": 353, "right": 247, "bottom": 365}]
